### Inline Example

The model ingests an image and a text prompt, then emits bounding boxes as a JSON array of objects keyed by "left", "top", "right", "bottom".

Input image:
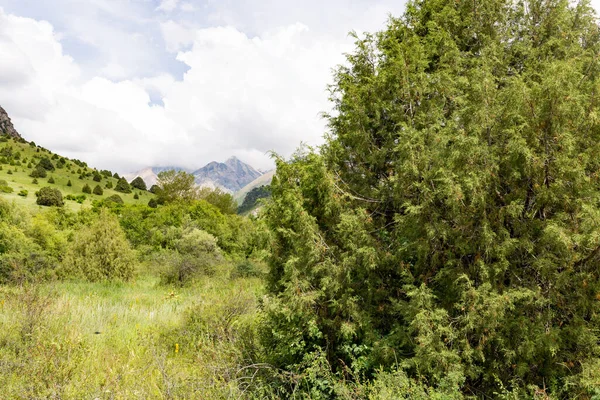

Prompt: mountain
[
  {"left": 234, "top": 169, "right": 274, "bottom": 204},
  {"left": 192, "top": 157, "right": 262, "bottom": 193},
  {"left": 127, "top": 158, "right": 262, "bottom": 193},
  {"left": 0, "top": 106, "right": 22, "bottom": 139},
  {"left": 123, "top": 166, "right": 187, "bottom": 187}
]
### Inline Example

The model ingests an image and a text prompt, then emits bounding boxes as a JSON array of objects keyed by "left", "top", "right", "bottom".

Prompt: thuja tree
[{"left": 262, "top": 0, "right": 600, "bottom": 397}]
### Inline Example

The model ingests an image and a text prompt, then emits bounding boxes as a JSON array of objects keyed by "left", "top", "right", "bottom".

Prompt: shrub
[
  {"left": 148, "top": 198, "right": 158, "bottom": 208},
  {"left": 65, "top": 194, "right": 86, "bottom": 204},
  {"left": 133, "top": 193, "right": 139, "bottom": 199},
  {"left": 6, "top": 170, "right": 12, "bottom": 175},
  {"left": 47, "top": 176, "right": 55, "bottom": 184},
  {"left": 82, "top": 184, "right": 91, "bottom": 194},
  {"left": 32, "top": 178, "right": 38, "bottom": 184},
  {"left": 17, "top": 190, "right": 27, "bottom": 197},
  {"left": 67, "top": 180, "right": 72, "bottom": 187},
  {"left": 30, "top": 166, "right": 47, "bottom": 178},
  {"left": 36, "top": 157, "right": 55, "bottom": 171},
  {"left": 130, "top": 176, "right": 147, "bottom": 191},
  {"left": 160, "top": 229, "right": 222, "bottom": 285},
  {"left": 93, "top": 173, "right": 101, "bottom": 182},
  {"left": 104, "top": 194, "right": 124, "bottom": 205},
  {"left": 93, "top": 185, "right": 103, "bottom": 195},
  {"left": 105, "top": 181, "right": 113, "bottom": 189},
  {"left": 62, "top": 210, "right": 135, "bottom": 281},
  {"left": 35, "top": 187, "right": 64, "bottom": 207},
  {"left": 115, "top": 178, "right": 131, "bottom": 193}
]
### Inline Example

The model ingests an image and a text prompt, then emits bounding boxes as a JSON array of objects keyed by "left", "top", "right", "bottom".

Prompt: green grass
[
  {"left": 0, "top": 137, "right": 154, "bottom": 211},
  {"left": 0, "top": 268, "right": 263, "bottom": 399}
]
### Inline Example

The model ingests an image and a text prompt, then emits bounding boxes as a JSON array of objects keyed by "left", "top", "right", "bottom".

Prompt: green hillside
[{"left": 0, "top": 136, "right": 153, "bottom": 210}]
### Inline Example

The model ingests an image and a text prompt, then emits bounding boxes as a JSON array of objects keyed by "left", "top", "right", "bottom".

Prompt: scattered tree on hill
[
  {"left": 35, "top": 187, "right": 63, "bottom": 207},
  {"left": 104, "top": 194, "right": 124, "bottom": 205},
  {"left": 148, "top": 198, "right": 158, "bottom": 208},
  {"left": 115, "top": 178, "right": 131, "bottom": 193},
  {"left": 105, "top": 181, "right": 113, "bottom": 189},
  {"left": 82, "top": 184, "right": 91, "bottom": 194},
  {"left": 130, "top": 176, "right": 147, "bottom": 191},
  {"left": 93, "top": 185, "right": 103, "bottom": 195},
  {"left": 36, "top": 157, "right": 55, "bottom": 171},
  {"left": 47, "top": 176, "right": 55, "bottom": 184},
  {"left": 133, "top": 193, "right": 139, "bottom": 199},
  {"left": 93, "top": 173, "right": 102, "bottom": 182},
  {"left": 67, "top": 180, "right": 72, "bottom": 187},
  {"left": 30, "top": 166, "right": 47, "bottom": 178}
]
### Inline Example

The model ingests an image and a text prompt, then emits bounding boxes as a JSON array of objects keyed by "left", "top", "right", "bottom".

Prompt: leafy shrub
[
  {"left": 105, "top": 181, "right": 113, "bottom": 189},
  {"left": 93, "top": 173, "right": 101, "bottom": 182},
  {"left": 67, "top": 180, "right": 72, "bottom": 187},
  {"left": 36, "top": 157, "right": 55, "bottom": 171},
  {"left": 231, "top": 259, "right": 263, "bottom": 279},
  {"left": 160, "top": 229, "right": 222, "bottom": 285},
  {"left": 30, "top": 166, "right": 47, "bottom": 178},
  {"left": 18, "top": 190, "right": 27, "bottom": 197},
  {"left": 31, "top": 178, "right": 38, "bottom": 184},
  {"left": 148, "top": 198, "right": 158, "bottom": 208},
  {"left": 133, "top": 193, "right": 139, "bottom": 199},
  {"left": 65, "top": 194, "right": 86, "bottom": 204},
  {"left": 93, "top": 185, "right": 103, "bottom": 195},
  {"left": 0, "top": 179, "right": 12, "bottom": 193},
  {"left": 47, "top": 176, "right": 55, "bottom": 184},
  {"left": 62, "top": 210, "right": 135, "bottom": 281},
  {"left": 35, "top": 187, "right": 63, "bottom": 207},
  {"left": 82, "top": 184, "right": 91, "bottom": 194},
  {"left": 104, "top": 194, "right": 124, "bottom": 205}
]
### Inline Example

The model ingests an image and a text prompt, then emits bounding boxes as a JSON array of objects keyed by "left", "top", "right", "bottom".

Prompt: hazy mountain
[
  {"left": 127, "top": 158, "right": 262, "bottom": 193},
  {"left": 0, "top": 106, "right": 22, "bottom": 139},
  {"left": 192, "top": 157, "right": 262, "bottom": 193}
]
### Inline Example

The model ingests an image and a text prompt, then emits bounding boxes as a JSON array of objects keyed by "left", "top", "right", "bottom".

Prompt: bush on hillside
[
  {"left": 93, "top": 185, "right": 103, "bottom": 195},
  {"left": 82, "top": 184, "right": 91, "bottom": 194},
  {"left": 36, "top": 157, "right": 55, "bottom": 171},
  {"left": 104, "top": 194, "right": 124, "bottom": 205},
  {"left": 30, "top": 166, "right": 47, "bottom": 178},
  {"left": 35, "top": 187, "right": 63, "bottom": 207},
  {"left": 115, "top": 178, "right": 131, "bottom": 193},
  {"left": 130, "top": 176, "right": 147, "bottom": 191},
  {"left": 62, "top": 210, "right": 135, "bottom": 281}
]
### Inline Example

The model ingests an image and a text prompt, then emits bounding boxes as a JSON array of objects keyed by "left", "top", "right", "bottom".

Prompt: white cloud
[{"left": 157, "top": 0, "right": 181, "bottom": 12}]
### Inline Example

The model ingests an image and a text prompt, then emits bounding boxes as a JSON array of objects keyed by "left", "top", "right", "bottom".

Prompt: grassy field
[
  {"left": 0, "top": 137, "right": 153, "bottom": 211},
  {"left": 0, "top": 267, "right": 263, "bottom": 399}
]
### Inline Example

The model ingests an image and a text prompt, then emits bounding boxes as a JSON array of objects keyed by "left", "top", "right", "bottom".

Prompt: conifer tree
[{"left": 262, "top": 0, "right": 600, "bottom": 397}]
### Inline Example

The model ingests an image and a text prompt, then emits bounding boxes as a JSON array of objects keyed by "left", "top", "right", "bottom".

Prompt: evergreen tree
[
  {"left": 82, "top": 184, "right": 91, "bottom": 194},
  {"left": 262, "top": 1, "right": 600, "bottom": 397},
  {"left": 35, "top": 187, "right": 63, "bottom": 207},
  {"left": 115, "top": 178, "right": 131, "bottom": 193},
  {"left": 130, "top": 176, "right": 147, "bottom": 191},
  {"left": 93, "top": 185, "right": 103, "bottom": 195}
]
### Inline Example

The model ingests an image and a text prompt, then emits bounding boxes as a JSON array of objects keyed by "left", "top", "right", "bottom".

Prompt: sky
[{"left": 0, "top": 0, "right": 408, "bottom": 173}]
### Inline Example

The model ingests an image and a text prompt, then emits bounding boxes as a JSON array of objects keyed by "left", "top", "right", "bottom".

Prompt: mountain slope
[{"left": 233, "top": 169, "right": 274, "bottom": 204}]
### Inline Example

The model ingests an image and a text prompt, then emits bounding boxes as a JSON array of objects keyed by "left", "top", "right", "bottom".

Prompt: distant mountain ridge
[
  {"left": 0, "top": 106, "right": 22, "bottom": 139},
  {"left": 127, "top": 157, "right": 262, "bottom": 193}
]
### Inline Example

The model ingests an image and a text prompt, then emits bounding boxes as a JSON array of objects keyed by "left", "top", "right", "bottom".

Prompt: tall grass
[{"left": 0, "top": 268, "right": 263, "bottom": 399}]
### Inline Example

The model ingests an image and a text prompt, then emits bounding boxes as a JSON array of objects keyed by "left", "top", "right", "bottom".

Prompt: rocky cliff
[{"left": 0, "top": 106, "right": 22, "bottom": 139}]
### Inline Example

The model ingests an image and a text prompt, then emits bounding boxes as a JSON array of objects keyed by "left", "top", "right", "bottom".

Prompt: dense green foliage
[
  {"left": 259, "top": 0, "right": 600, "bottom": 397},
  {"left": 62, "top": 210, "right": 135, "bottom": 281},
  {"left": 237, "top": 185, "right": 271, "bottom": 214},
  {"left": 35, "top": 187, "right": 64, "bottom": 207},
  {"left": 154, "top": 170, "right": 196, "bottom": 204}
]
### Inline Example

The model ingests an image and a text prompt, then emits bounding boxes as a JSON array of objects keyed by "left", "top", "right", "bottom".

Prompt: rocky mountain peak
[{"left": 0, "top": 106, "right": 22, "bottom": 139}]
